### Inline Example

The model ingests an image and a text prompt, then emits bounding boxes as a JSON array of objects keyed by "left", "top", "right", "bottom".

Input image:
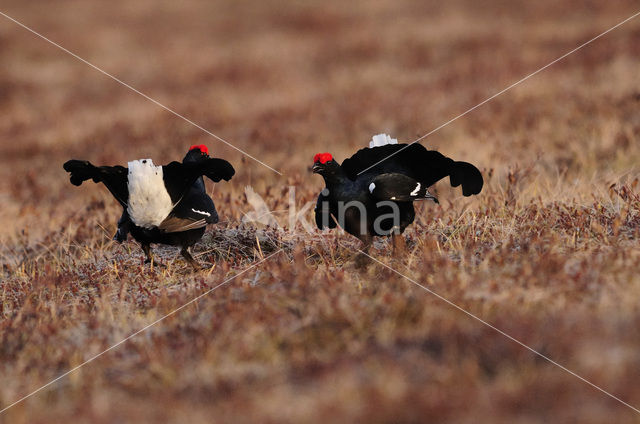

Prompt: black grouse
[
  {"left": 313, "top": 134, "right": 483, "bottom": 253},
  {"left": 63, "top": 144, "right": 234, "bottom": 268}
]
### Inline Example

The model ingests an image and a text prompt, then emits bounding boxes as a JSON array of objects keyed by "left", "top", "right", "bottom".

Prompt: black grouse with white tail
[
  {"left": 63, "top": 145, "right": 234, "bottom": 268},
  {"left": 313, "top": 134, "right": 483, "bottom": 251}
]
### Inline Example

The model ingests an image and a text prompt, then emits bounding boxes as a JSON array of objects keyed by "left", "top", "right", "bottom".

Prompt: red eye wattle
[
  {"left": 313, "top": 152, "right": 333, "bottom": 164},
  {"left": 189, "top": 144, "right": 209, "bottom": 155}
]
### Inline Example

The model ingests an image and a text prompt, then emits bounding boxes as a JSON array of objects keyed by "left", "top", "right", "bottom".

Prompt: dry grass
[{"left": 2, "top": 0, "right": 640, "bottom": 422}]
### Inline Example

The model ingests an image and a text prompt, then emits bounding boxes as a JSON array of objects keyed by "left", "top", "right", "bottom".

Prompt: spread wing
[
  {"left": 158, "top": 182, "right": 219, "bottom": 233},
  {"left": 63, "top": 160, "right": 128, "bottom": 207},
  {"left": 158, "top": 216, "right": 208, "bottom": 232},
  {"left": 174, "top": 185, "right": 219, "bottom": 223},
  {"left": 369, "top": 173, "right": 438, "bottom": 203},
  {"left": 341, "top": 143, "right": 483, "bottom": 196}
]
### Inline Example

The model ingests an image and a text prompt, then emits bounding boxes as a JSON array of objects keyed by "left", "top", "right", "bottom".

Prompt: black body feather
[
  {"left": 341, "top": 143, "right": 483, "bottom": 196},
  {"left": 64, "top": 147, "right": 234, "bottom": 268},
  {"left": 314, "top": 141, "right": 482, "bottom": 242}
]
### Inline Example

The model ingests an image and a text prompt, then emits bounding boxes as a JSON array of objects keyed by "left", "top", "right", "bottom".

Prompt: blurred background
[
  {"left": 1, "top": 0, "right": 640, "bottom": 422},
  {"left": 1, "top": 0, "right": 638, "bottom": 241}
]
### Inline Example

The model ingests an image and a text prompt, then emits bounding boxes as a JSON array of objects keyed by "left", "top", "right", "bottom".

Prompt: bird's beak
[{"left": 312, "top": 163, "right": 322, "bottom": 173}]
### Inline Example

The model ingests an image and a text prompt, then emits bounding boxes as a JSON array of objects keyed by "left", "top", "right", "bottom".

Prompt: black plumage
[
  {"left": 63, "top": 145, "right": 234, "bottom": 269},
  {"left": 313, "top": 140, "right": 483, "bottom": 252}
]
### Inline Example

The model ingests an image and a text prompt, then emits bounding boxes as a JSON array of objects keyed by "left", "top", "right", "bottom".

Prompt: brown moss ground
[{"left": 1, "top": 0, "right": 640, "bottom": 422}]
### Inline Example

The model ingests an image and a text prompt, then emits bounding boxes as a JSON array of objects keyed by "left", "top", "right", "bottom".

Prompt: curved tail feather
[
  {"left": 203, "top": 158, "right": 235, "bottom": 182},
  {"left": 449, "top": 161, "right": 483, "bottom": 196},
  {"left": 63, "top": 160, "right": 98, "bottom": 186},
  {"left": 63, "top": 160, "right": 129, "bottom": 206},
  {"left": 342, "top": 143, "right": 483, "bottom": 197}
]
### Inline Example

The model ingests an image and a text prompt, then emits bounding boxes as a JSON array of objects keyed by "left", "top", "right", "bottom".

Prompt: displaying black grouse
[
  {"left": 313, "top": 134, "right": 483, "bottom": 253},
  {"left": 63, "top": 145, "right": 234, "bottom": 269}
]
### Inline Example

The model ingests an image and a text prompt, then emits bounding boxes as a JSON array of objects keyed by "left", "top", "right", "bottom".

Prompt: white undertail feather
[
  {"left": 369, "top": 133, "right": 398, "bottom": 148},
  {"left": 127, "top": 159, "right": 174, "bottom": 229}
]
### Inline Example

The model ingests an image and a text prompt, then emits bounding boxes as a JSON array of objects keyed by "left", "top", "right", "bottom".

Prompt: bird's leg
[
  {"left": 113, "top": 210, "right": 130, "bottom": 243},
  {"left": 141, "top": 243, "right": 164, "bottom": 268},
  {"left": 181, "top": 247, "right": 202, "bottom": 271},
  {"left": 392, "top": 230, "right": 406, "bottom": 256},
  {"left": 142, "top": 243, "right": 153, "bottom": 263},
  {"left": 354, "top": 234, "right": 373, "bottom": 269}
]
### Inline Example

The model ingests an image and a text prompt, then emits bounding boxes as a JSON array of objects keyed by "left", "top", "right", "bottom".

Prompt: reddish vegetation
[{"left": 1, "top": 0, "right": 640, "bottom": 422}]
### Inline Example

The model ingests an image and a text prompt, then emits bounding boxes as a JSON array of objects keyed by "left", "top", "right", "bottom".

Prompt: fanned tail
[
  {"left": 341, "top": 142, "right": 483, "bottom": 197},
  {"left": 448, "top": 161, "right": 483, "bottom": 196},
  {"left": 63, "top": 160, "right": 98, "bottom": 186},
  {"left": 63, "top": 159, "right": 129, "bottom": 206},
  {"left": 203, "top": 158, "right": 235, "bottom": 182}
]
